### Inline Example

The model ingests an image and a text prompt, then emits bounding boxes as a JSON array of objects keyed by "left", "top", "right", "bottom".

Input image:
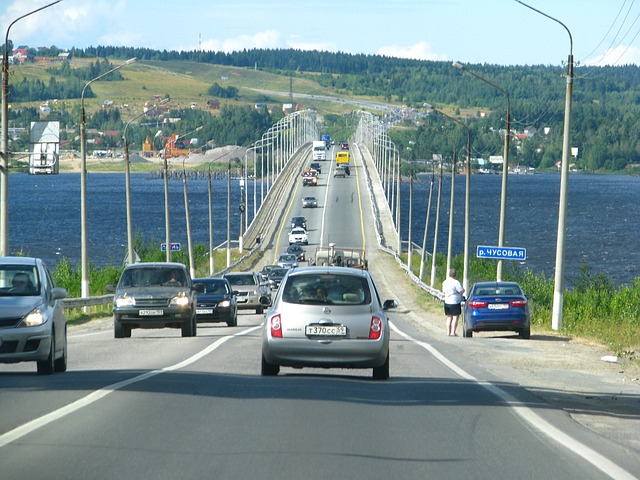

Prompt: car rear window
[{"left": 282, "top": 273, "right": 370, "bottom": 305}]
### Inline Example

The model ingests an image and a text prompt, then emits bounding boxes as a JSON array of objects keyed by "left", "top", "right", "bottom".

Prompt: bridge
[{"left": 63, "top": 109, "right": 445, "bottom": 311}]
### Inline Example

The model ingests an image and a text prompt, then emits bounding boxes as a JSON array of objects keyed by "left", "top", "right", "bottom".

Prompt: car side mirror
[
  {"left": 106, "top": 284, "right": 116, "bottom": 293},
  {"left": 383, "top": 299, "right": 398, "bottom": 310},
  {"left": 259, "top": 295, "right": 272, "bottom": 307}
]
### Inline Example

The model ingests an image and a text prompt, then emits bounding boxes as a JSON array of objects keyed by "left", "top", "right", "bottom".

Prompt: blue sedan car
[{"left": 462, "top": 281, "right": 530, "bottom": 339}]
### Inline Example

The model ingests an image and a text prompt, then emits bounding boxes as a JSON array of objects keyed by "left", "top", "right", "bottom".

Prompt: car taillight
[
  {"left": 509, "top": 299, "right": 528, "bottom": 308},
  {"left": 468, "top": 300, "right": 488, "bottom": 308},
  {"left": 270, "top": 314, "right": 282, "bottom": 338},
  {"left": 369, "top": 315, "right": 383, "bottom": 339}
]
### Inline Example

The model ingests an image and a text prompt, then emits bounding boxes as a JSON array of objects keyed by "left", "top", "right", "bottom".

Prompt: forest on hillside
[{"left": 6, "top": 44, "right": 640, "bottom": 172}]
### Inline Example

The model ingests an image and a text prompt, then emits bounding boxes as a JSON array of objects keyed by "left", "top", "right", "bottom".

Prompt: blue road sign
[
  {"left": 477, "top": 245, "right": 526, "bottom": 261},
  {"left": 161, "top": 242, "right": 182, "bottom": 252}
]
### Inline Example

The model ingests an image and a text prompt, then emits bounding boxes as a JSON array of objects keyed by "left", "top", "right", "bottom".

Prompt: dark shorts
[{"left": 444, "top": 303, "right": 462, "bottom": 316}]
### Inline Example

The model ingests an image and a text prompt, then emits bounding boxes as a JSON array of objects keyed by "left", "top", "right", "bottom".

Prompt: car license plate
[
  {"left": 488, "top": 303, "right": 509, "bottom": 310},
  {"left": 305, "top": 325, "right": 347, "bottom": 336},
  {"left": 196, "top": 308, "right": 214, "bottom": 314},
  {"left": 139, "top": 309, "right": 163, "bottom": 316}
]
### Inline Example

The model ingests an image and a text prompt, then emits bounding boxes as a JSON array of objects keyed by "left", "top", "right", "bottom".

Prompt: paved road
[{"left": 0, "top": 143, "right": 638, "bottom": 479}]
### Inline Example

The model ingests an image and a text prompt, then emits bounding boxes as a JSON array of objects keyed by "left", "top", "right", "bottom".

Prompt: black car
[
  {"left": 291, "top": 216, "right": 307, "bottom": 229},
  {"left": 267, "top": 268, "right": 289, "bottom": 290},
  {"left": 286, "top": 244, "right": 306, "bottom": 262},
  {"left": 310, "top": 162, "right": 322, "bottom": 174},
  {"left": 194, "top": 278, "right": 238, "bottom": 326}
]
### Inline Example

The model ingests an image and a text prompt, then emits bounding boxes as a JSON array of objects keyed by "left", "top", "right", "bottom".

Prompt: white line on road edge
[
  {"left": 0, "top": 325, "right": 262, "bottom": 448},
  {"left": 389, "top": 322, "right": 638, "bottom": 480}
]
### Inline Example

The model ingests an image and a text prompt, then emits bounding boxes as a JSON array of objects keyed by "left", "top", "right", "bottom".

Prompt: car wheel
[
  {"left": 261, "top": 354, "right": 279, "bottom": 376},
  {"left": 114, "top": 315, "right": 131, "bottom": 338},
  {"left": 519, "top": 327, "right": 531, "bottom": 339},
  {"left": 463, "top": 326, "right": 473, "bottom": 338},
  {"left": 256, "top": 305, "right": 264, "bottom": 314},
  {"left": 372, "top": 352, "right": 390, "bottom": 380},
  {"left": 227, "top": 311, "right": 237, "bottom": 327},
  {"left": 54, "top": 325, "right": 68, "bottom": 372},
  {"left": 182, "top": 314, "right": 197, "bottom": 337},
  {"left": 37, "top": 332, "right": 55, "bottom": 375}
]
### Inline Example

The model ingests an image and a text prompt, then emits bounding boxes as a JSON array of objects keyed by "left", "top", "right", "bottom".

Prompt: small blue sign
[
  {"left": 161, "top": 242, "right": 182, "bottom": 252},
  {"left": 477, "top": 245, "right": 526, "bottom": 261}
]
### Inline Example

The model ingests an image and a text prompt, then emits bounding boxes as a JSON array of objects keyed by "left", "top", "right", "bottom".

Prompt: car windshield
[
  {"left": 281, "top": 273, "right": 370, "bottom": 305},
  {"left": 199, "top": 280, "right": 229, "bottom": 294},
  {"left": 0, "top": 265, "right": 39, "bottom": 296},
  {"left": 225, "top": 274, "right": 256, "bottom": 286},
  {"left": 474, "top": 284, "right": 522, "bottom": 296},
  {"left": 119, "top": 268, "right": 187, "bottom": 287}
]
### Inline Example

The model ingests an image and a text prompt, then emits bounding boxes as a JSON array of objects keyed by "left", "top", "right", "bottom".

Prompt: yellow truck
[{"left": 336, "top": 151, "right": 350, "bottom": 165}]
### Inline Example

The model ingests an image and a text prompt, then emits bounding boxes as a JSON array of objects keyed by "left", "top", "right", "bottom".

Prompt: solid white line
[
  {"left": 0, "top": 325, "right": 262, "bottom": 448},
  {"left": 389, "top": 322, "right": 638, "bottom": 480}
]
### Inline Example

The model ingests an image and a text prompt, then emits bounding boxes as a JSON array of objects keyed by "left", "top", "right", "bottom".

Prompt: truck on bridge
[
  {"left": 310, "top": 244, "right": 367, "bottom": 270},
  {"left": 312, "top": 140, "right": 326, "bottom": 161}
]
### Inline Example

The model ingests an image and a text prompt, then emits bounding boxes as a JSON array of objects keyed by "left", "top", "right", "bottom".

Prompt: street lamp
[
  {"left": 432, "top": 107, "right": 472, "bottom": 294},
  {"left": 182, "top": 157, "right": 195, "bottom": 278},
  {"left": 453, "top": 61, "right": 510, "bottom": 282},
  {"left": 123, "top": 98, "right": 169, "bottom": 265},
  {"left": 80, "top": 57, "right": 136, "bottom": 297},
  {"left": 1, "top": 0, "right": 64, "bottom": 256},
  {"left": 516, "top": 0, "right": 574, "bottom": 330},
  {"left": 161, "top": 125, "right": 202, "bottom": 262}
]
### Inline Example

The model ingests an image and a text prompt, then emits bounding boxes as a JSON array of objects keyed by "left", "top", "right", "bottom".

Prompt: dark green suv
[{"left": 110, "top": 262, "right": 202, "bottom": 338}]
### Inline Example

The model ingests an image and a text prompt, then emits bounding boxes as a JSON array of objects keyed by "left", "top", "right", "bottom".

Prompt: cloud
[
  {"left": 199, "top": 30, "right": 282, "bottom": 53},
  {"left": 584, "top": 45, "right": 640, "bottom": 66},
  {"left": 377, "top": 41, "right": 448, "bottom": 61}
]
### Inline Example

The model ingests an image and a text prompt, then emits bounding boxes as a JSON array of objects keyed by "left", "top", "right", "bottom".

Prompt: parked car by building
[
  {"left": 109, "top": 262, "right": 202, "bottom": 338},
  {"left": 462, "top": 281, "right": 531, "bottom": 338},
  {"left": 194, "top": 277, "right": 238, "bottom": 326},
  {"left": 0, "top": 256, "right": 68, "bottom": 374},
  {"left": 223, "top": 271, "right": 271, "bottom": 314},
  {"left": 261, "top": 266, "right": 397, "bottom": 379}
]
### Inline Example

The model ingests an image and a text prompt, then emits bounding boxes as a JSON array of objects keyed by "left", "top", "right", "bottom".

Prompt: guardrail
[{"left": 61, "top": 295, "right": 113, "bottom": 316}]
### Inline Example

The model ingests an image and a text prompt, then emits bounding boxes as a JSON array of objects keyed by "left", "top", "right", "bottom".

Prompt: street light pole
[
  {"left": 123, "top": 98, "right": 168, "bottom": 265},
  {"left": 433, "top": 107, "right": 472, "bottom": 294},
  {"left": 1, "top": 0, "right": 64, "bottom": 256},
  {"left": 453, "top": 62, "right": 510, "bottom": 281},
  {"left": 161, "top": 125, "right": 202, "bottom": 263},
  {"left": 516, "top": 0, "right": 574, "bottom": 330},
  {"left": 80, "top": 57, "right": 136, "bottom": 297}
]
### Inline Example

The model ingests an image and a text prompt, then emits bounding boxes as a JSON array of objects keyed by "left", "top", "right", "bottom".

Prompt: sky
[{"left": 2, "top": 0, "right": 640, "bottom": 67}]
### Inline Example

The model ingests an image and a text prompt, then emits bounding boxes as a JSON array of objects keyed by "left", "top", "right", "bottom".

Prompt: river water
[{"left": 7, "top": 171, "right": 640, "bottom": 285}]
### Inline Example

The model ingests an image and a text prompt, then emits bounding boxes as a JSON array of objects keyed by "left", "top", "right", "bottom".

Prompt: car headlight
[
  {"left": 115, "top": 295, "right": 136, "bottom": 308},
  {"left": 218, "top": 299, "right": 231, "bottom": 308},
  {"left": 171, "top": 295, "right": 191, "bottom": 307},
  {"left": 20, "top": 308, "right": 47, "bottom": 327}
]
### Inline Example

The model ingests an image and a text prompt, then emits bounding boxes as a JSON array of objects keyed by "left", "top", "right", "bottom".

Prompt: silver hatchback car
[
  {"left": 0, "top": 256, "right": 68, "bottom": 374},
  {"left": 261, "top": 266, "right": 397, "bottom": 379}
]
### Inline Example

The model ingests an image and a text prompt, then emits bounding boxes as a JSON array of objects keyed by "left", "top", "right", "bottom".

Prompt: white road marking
[
  {"left": 390, "top": 322, "right": 638, "bottom": 480},
  {"left": 0, "top": 325, "right": 261, "bottom": 448}
]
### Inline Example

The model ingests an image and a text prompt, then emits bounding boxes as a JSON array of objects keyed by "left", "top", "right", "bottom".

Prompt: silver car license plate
[
  {"left": 305, "top": 325, "right": 347, "bottom": 336},
  {"left": 196, "top": 308, "right": 214, "bottom": 314},
  {"left": 139, "top": 309, "right": 163, "bottom": 316}
]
